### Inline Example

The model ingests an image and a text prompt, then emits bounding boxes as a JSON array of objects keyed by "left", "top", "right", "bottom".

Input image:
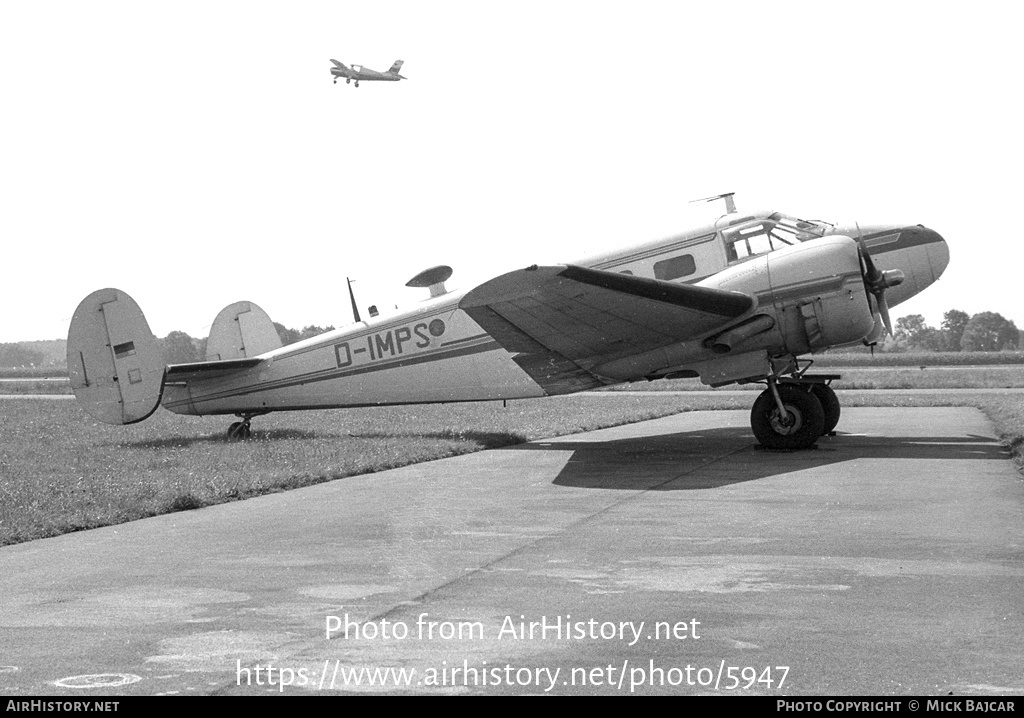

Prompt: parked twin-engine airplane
[
  {"left": 67, "top": 195, "right": 949, "bottom": 450},
  {"left": 330, "top": 59, "right": 405, "bottom": 86}
]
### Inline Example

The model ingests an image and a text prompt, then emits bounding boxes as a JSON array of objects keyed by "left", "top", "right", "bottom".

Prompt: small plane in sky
[
  {"left": 67, "top": 194, "right": 949, "bottom": 450},
  {"left": 330, "top": 59, "right": 405, "bottom": 86}
]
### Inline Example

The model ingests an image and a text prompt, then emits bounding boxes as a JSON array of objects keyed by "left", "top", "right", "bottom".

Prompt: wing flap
[{"left": 512, "top": 352, "right": 610, "bottom": 394}]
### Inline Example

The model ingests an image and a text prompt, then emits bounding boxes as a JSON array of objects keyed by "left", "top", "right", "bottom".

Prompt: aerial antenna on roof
[
  {"left": 691, "top": 192, "right": 737, "bottom": 214},
  {"left": 347, "top": 277, "right": 362, "bottom": 323},
  {"left": 406, "top": 265, "right": 454, "bottom": 298}
]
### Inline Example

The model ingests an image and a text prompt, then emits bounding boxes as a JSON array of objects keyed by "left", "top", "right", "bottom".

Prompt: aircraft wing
[
  {"left": 459, "top": 265, "right": 756, "bottom": 394},
  {"left": 330, "top": 59, "right": 351, "bottom": 70}
]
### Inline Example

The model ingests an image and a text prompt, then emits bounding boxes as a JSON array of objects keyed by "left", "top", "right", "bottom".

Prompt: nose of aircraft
[{"left": 901, "top": 225, "right": 950, "bottom": 282}]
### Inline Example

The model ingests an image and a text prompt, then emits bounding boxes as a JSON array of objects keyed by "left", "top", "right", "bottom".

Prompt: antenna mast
[
  {"left": 691, "top": 192, "right": 737, "bottom": 214},
  {"left": 347, "top": 277, "right": 361, "bottom": 323}
]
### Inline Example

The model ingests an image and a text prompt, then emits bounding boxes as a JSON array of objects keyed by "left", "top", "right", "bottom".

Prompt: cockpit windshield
[
  {"left": 724, "top": 213, "right": 831, "bottom": 263},
  {"left": 768, "top": 212, "right": 831, "bottom": 240}
]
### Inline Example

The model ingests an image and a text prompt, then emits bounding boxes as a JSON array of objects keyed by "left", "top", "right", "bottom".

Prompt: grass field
[
  {"left": 0, "top": 394, "right": 749, "bottom": 546},
  {"left": 3, "top": 365, "right": 1024, "bottom": 547}
]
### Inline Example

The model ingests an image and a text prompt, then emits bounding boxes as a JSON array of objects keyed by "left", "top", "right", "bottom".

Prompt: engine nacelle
[
  {"left": 597, "top": 236, "right": 879, "bottom": 384},
  {"left": 772, "top": 236, "right": 876, "bottom": 353},
  {"left": 703, "top": 236, "right": 876, "bottom": 355}
]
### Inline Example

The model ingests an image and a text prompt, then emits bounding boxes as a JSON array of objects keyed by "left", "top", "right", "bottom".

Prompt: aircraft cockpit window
[
  {"left": 768, "top": 213, "right": 829, "bottom": 241},
  {"left": 723, "top": 219, "right": 807, "bottom": 263}
]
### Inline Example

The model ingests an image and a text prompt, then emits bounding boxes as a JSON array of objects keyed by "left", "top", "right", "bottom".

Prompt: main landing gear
[
  {"left": 226, "top": 411, "right": 268, "bottom": 441},
  {"left": 750, "top": 376, "right": 840, "bottom": 451}
]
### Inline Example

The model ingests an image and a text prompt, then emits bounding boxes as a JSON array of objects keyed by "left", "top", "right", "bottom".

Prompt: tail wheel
[
  {"left": 751, "top": 384, "right": 825, "bottom": 450},
  {"left": 227, "top": 421, "right": 252, "bottom": 441},
  {"left": 809, "top": 383, "right": 841, "bottom": 435}
]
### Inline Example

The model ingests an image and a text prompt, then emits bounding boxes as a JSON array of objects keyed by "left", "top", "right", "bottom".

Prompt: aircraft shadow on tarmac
[{"left": 511, "top": 427, "right": 1009, "bottom": 490}]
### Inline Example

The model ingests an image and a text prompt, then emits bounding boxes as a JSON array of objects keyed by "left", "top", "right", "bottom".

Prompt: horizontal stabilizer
[
  {"left": 67, "top": 288, "right": 165, "bottom": 425},
  {"left": 164, "top": 357, "right": 263, "bottom": 383}
]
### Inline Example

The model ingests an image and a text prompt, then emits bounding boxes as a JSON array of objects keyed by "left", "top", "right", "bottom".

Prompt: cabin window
[
  {"left": 653, "top": 254, "right": 696, "bottom": 281},
  {"left": 619, "top": 270, "right": 633, "bottom": 275}
]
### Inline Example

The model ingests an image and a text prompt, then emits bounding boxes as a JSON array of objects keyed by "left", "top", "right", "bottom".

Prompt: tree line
[
  {"left": 0, "top": 344, "right": 47, "bottom": 367},
  {"left": 0, "top": 325, "right": 338, "bottom": 368},
  {"left": 892, "top": 310, "right": 1020, "bottom": 352},
  {"left": 157, "top": 324, "right": 337, "bottom": 364},
  {"left": 1, "top": 312, "right": 1021, "bottom": 368}
]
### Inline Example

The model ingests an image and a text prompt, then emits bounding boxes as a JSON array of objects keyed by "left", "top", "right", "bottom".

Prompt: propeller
[{"left": 855, "top": 223, "right": 905, "bottom": 337}]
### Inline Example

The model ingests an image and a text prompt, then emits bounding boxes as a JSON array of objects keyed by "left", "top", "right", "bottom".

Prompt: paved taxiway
[{"left": 1, "top": 407, "right": 1022, "bottom": 695}]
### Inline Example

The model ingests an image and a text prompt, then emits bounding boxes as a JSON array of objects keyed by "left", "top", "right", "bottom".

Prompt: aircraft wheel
[
  {"left": 751, "top": 385, "right": 824, "bottom": 450},
  {"left": 227, "top": 421, "right": 251, "bottom": 441},
  {"left": 809, "top": 383, "right": 841, "bottom": 435}
]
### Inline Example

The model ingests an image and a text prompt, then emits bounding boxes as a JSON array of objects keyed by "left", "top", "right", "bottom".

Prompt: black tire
[
  {"left": 751, "top": 385, "right": 825, "bottom": 450},
  {"left": 227, "top": 422, "right": 251, "bottom": 441},
  {"left": 810, "top": 383, "right": 841, "bottom": 435}
]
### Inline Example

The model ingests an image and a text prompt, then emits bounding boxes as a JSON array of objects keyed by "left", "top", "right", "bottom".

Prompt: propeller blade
[
  {"left": 854, "top": 222, "right": 902, "bottom": 337},
  {"left": 856, "top": 224, "right": 883, "bottom": 285},
  {"left": 878, "top": 294, "right": 893, "bottom": 336}
]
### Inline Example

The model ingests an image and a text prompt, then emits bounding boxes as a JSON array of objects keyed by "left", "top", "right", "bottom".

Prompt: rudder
[{"left": 67, "top": 288, "right": 165, "bottom": 424}]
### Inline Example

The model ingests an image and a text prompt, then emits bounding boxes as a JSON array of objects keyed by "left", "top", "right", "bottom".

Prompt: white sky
[{"left": 2, "top": 1, "right": 1021, "bottom": 343}]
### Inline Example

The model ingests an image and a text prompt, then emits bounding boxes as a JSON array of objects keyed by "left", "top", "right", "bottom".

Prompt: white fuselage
[
  {"left": 161, "top": 293, "right": 544, "bottom": 415},
  {"left": 332, "top": 66, "right": 400, "bottom": 82},
  {"left": 161, "top": 214, "right": 948, "bottom": 416}
]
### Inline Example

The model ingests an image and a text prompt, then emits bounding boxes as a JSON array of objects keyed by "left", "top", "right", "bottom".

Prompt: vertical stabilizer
[
  {"left": 67, "top": 288, "right": 165, "bottom": 424},
  {"left": 206, "top": 301, "right": 282, "bottom": 361}
]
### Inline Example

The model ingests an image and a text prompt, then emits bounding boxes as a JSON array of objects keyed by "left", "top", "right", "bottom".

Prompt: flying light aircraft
[
  {"left": 330, "top": 59, "right": 405, "bottom": 86},
  {"left": 67, "top": 195, "right": 949, "bottom": 450}
]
